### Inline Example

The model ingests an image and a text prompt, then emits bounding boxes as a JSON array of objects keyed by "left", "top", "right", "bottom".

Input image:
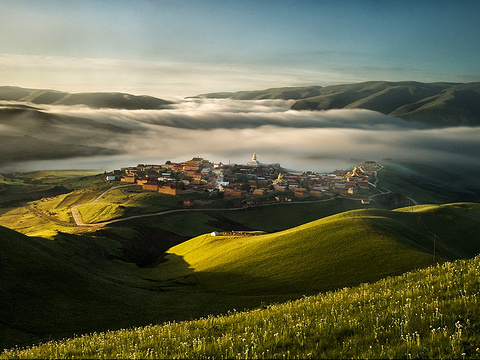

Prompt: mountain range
[
  {"left": 0, "top": 86, "right": 171, "bottom": 109},
  {"left": 196, "top": 81, "right": 480, "bottom": 126},
  {"left": 2, "top": 82, "right": 480, "bottom": 126}
]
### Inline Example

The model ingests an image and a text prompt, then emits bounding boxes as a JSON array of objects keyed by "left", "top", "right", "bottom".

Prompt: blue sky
[{"left": 1, "top": 0, "right": 479, "bottom": 97}]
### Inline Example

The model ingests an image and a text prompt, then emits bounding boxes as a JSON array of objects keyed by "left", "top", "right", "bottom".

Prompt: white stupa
[{"left": 247, "top": 153, "right": 261, "bottom": 167}]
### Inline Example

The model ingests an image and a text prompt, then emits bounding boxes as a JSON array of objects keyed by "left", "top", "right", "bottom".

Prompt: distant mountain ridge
[
  {"left": 2, "top": 82, "right": 480, "bottom": 126},
  {"left": 0, "top": 86, "right": 172, "bottom": 109},
  {"left": 196, "top": 81, "right": 480, "bottom": 126}
]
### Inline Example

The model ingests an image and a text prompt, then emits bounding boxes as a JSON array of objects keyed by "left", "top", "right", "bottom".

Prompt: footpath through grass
[{"left": 3, "top": 254, "right": 479, "bottom": 359}]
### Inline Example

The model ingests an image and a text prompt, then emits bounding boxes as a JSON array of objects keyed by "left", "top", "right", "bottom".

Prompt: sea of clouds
[{"left": 2, "top": 98, "right": 480, "bottom": 173}]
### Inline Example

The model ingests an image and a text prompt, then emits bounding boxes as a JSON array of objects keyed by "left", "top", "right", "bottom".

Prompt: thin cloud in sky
[
  {"left": 2, "top": 1, "right": 480, "bottom": 96},
  {"left": 0, "top": 54, "right": 362, "bottom": 97}
]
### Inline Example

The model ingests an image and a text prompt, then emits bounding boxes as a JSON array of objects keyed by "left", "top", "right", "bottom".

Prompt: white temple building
[{"left": 247, "top": 153, "right": 261, "bottom": 167}]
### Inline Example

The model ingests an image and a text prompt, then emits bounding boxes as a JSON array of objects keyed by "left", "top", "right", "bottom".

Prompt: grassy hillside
[
  {"left": 3, "top": 253, "right": 479, "bottom": 359},
  {"left": 151, "top": 203, "right": 480, "bottom": 296},
  {"left": 0, "top": 171, "right": 104, "bottom": 204},
  {"left": 391, "top": 82, "right": 480, "bottom": 126},
  {"left": 1, "top": 202, "right": 479, "bottom": 351},
  {"left": 292, "top": 82, "right": 480, "bottom": 126},
  {"left": 344, "top": 83, "right": 442, "bottom": 114},
  {"left": 0, "top": 225, "right": 122, "bottom": 348},
  {"left": 0, "top": 171, "right": 108, "bottom": 235},
  {"left": 0, "top": 106, "right": 129, "bottom": 133},
  {"left": 377, "top": 162, "right": 480, "bottom": 204},
  {"left": 20, "top": 89, "right": 69, "bottom": 104},
  {"left": 76, "top": 190, "right": 182, "bottom": 224},
  {"left": 0, "top": 223, "right": 221, "bottom": 350},
  {"left": 53, "top": 92, "right": 171, "bottom": 109},
  {"left": 0, "top": 86, "right": 34, "bottom": 100}
]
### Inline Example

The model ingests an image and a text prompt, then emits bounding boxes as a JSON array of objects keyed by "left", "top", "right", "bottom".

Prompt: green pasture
[
  {"left": 1, "top": 166, "right": 480, "bottom": 356},
  {"left": 377, "top": 163, "right": 478, "bottom": 204},
  {"left": 150, "top": 204, "right": 480, "bottom": 296},
  {"left": 1, "top": 203, "right": 480, "bottom": 352},
  {"left": 76, "top": 190, "right": 184, "bottom": 223},
  {"left": 4, "top": 252, "right": 479, "bottom": 359}
]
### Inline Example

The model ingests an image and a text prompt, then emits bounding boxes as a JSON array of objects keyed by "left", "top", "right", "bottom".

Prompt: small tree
[
  {"left": 240, "top": 182, "right": 251, "bottom": 191},
  {"left": 175, "top": 181, "right": 186, "bottom": 190}
]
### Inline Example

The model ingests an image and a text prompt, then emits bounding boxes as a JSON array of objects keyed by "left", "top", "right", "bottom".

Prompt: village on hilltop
[{"left": 105, "top": 154, "right": 381, "bottom": 208}]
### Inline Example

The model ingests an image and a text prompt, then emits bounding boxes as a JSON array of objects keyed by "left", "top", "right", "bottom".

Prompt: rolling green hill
[
  {"left": 0, "top": 106, "right": 132, "bottom": 134},
  {"left": 289, "top": 81, "right": 453, "bottom": 112},
  {"left": 3, "top": 249, "right": 480, "bottom": 359},
  {"left": 292, "top": 82, "right": 480, "bottom": 126},
  {"left": 0, "top": 86, "right": 171, "bottom": 109},
  {"left": 156, "top": 203, "right": 480, "bottom": 295},
  {"left": 0, "top": 86, "right": 35, "bottom": 100},
  {"left": 1, "top": 202, "right": 479, "bottom": 351},
  {"left": 228, "top": 86, "right": 324, "bottom": 100},
  {"left": 0, "top": 224, "right": 198, "bottom": 350}
]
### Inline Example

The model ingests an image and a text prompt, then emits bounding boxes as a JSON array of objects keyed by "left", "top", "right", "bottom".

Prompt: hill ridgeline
[{"left": 196, "top": 81, "right": 480, "bottom": 126}]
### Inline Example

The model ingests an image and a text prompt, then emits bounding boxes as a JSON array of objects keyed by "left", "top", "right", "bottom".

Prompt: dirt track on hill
[{"left": 26, "top": 205, "right": 76, "bottom": 227}]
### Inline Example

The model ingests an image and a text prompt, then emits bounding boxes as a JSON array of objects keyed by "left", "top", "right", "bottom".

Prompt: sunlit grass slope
[
  {"left": 77, "top": 190, "right": 182, "bottom": 223},
  {"left": 0, "top": 171, "right": 103, "bottom": 207},
  {"left": 1, "top": 202, "right": 478, "bottom": 352},
  {"left": 157, "top": 203, "right": 480, "bottom": 295},
  {"left": 0, "top": 182, "right": 111, "bottom": 237},
  {"left": 4, "top": 253, "right": 479, "bottom": 359}
]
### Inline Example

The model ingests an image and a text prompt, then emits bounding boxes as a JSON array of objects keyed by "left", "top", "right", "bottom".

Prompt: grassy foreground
[
  {"left": 1, "top": 203, "right": 480, "bottom": 352},
  {"left": 3, "top": 254, "right": 479, "bottom": 359}
]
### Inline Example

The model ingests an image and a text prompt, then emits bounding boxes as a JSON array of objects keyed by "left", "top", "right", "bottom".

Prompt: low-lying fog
[{"left": 2, "top": 98, "right": 480, "bottom": 173}]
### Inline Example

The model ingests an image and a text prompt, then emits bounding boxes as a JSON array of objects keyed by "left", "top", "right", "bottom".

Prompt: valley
[
  {"left": 1, "top": 84, "right": 479, "bottom": 357},
  {"left": 2, "top": 0, "right": 480, "bottom": 357},
  {"left": 1, "top": 160, "right": 479, "bottom": 353}
]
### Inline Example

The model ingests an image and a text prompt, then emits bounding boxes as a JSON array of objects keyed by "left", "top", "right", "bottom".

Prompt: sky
[{"left": 1, "top": 0, "right": 480, "bottom": 98}]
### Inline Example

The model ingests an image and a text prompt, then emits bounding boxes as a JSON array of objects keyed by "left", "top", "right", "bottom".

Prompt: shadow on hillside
[
  {"left": 92, "top": 225, "right": 187, "bottom": 267},
  {"left": 1, "top": 230, "right": 290, "bottom": 351},
  {"left": 0, "top": 185, "right": 70, "bottom": 206}
]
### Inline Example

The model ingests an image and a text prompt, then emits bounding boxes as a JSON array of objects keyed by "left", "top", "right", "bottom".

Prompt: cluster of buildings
[{"left": 105, "top": 154, "right": 379, "bottom": 207}]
